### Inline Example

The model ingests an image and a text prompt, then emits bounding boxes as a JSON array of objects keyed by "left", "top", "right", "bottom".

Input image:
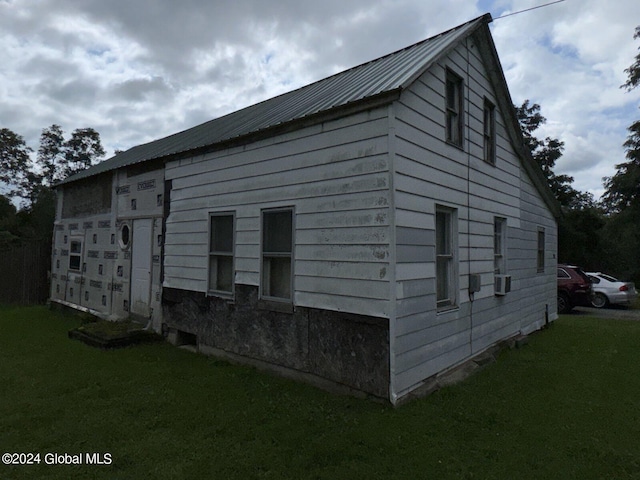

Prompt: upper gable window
[
  {"left": 537, "top": 228, "right": 546, "bottom": 273},
  {"left": 445, "top": 69, "right": 464, "bottom": 148},
  {"left": 483, "top": 98, "right": 496, "bottom": 165}
]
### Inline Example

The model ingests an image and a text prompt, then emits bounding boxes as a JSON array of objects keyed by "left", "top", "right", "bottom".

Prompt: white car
[{"left": 586, "top": 272, "right": 638, "bottom": 308}]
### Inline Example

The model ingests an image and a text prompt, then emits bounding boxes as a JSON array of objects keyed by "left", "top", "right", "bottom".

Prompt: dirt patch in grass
[{"left": 69, "top": 320, "right": 162, "bottom": 349}]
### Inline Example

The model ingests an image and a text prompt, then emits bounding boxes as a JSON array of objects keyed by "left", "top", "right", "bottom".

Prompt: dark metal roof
[{"left": 60, "top": 14, "right": 491, "bottom": 185}]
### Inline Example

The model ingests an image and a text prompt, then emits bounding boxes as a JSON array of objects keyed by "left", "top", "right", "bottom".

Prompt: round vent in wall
[{"left": 119, "top": 223, "right": 131, "bottom": 250}]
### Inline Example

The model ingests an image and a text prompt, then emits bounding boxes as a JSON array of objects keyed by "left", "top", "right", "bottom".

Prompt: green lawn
[{"left": 2, "top": 306, "right": 640, "bottom": 479}]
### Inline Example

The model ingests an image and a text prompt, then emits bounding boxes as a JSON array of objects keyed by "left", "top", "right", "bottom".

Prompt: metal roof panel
[{"left": 59, "top": 15, "right": 489, "bottom": 185}]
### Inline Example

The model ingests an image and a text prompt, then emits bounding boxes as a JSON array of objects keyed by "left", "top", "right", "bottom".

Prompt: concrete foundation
[{"left": 162, "top": 285, "right": 390, "bottom": 398}]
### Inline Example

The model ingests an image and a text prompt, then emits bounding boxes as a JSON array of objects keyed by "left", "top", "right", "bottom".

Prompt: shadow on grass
[{"left": 68, "top": 320, "right": 163, "bottom": 349}]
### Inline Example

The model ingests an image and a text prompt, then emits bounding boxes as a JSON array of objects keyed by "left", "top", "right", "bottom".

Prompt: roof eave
[
  {"left": 399, "top": 13, "right": 493, "bottom": 91},
  {"left": 58, "top": 88, "right": 402, "bottom": 186}
]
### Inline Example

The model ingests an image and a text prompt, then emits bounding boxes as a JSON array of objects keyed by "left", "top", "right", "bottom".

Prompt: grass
[
  {"left": 69, "top": 318, "right": 162, "bottom": 348},
  {"left": 2, "top": 306, "right": 640, "bottom": 479}
]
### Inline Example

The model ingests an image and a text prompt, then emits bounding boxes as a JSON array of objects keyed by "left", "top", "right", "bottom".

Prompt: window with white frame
[
  {"left": 69, "top": 239, "right": 82, "bottom": 271},
  {"left": 494, "top": 217, "right": 507, "bottom": 274},
  {"left": 445, "top": 69, "right": 464, "bottom": 147},
  {"left": 537, "top": 228, "right": 545, "bottom": 273},
  {"left": 483, "top": 98, "right": 496, "bottom": 165},
  {"left": 261, "top": 208, "right": 293, "bottom": 301},
  {"left": 208, "top": 213, "right": 234, "bottom": 294},
  {"left": 436, "top": 206, "right": 457, "bottom": 310}
]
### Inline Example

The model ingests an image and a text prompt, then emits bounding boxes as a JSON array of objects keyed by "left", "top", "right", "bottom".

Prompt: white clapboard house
[{"left": 51, "top": 14, "right": 559, "bottom": 404}]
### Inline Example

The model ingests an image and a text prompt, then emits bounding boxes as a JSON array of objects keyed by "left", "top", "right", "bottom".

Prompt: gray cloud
[
  {"left": 0, "top": 0, "right": 639, "bottom": 197},
  {"left": 111, "top": 77, "right": 172, "bottom": 102}
]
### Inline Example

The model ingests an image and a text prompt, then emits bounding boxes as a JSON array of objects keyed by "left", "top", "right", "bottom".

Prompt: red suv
[{"left": 557, "top": 264, "right": 593, "bottom": 314}]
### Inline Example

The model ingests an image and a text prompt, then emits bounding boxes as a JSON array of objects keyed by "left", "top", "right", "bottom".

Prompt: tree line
[
  {"left": 0, "top": 25, "right": 638, "bottom": 280},
  {"left": 0, "top": 125, "right": 105, "bottom": 247},
  {"left": 521, "top": 25, "right": 640, "bottom": 282}
]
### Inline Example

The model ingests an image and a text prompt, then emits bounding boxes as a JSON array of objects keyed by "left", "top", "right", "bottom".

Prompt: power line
[{"left": 494, "top": 0, "right": 567, "bottom": 20}]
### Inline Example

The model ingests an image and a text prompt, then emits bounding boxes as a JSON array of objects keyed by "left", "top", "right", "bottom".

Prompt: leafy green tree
[
  {"left": 37, "top": 124, "right": 66, "bottom": 187},
  {"left": 603, "top": 26, "right": 640, "bottom": 213},
  {"left": 62, "top": 127, "right": 105, "bottom": 178},
  {"left": 1, "top": 124, "right": 106, "bottom": 251},
  {"left": 622, "top": 26, "right": 640, "bottom": 92},
  {"left": 515, "top": 100, "right": 583, "bottom": 207},
  {"left": 602, "top": 122, "right": 640, "bottom": 212},
  {"left": 0, "top": 193, "right": 20, "bottom": 248},
  {"left": 0, "top": 128, "right": 32, "bottom": 199},
  {"left": 598, "top": 26, "right": 640, "bottom": 281},
  {"left": 515, "top": 100, "right": 611, "bottom": 270},
  {"left": 15, "top": 188, "right": 57, "bottom": 242},
  {"left": 10, "top": 125, "right": 106, "bottom": 205}
]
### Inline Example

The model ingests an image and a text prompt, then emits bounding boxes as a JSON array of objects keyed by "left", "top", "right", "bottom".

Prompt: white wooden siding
[
  {"left": 391, "top": 37, "right": 558, "bottom": 398},
  {"left": 164, "top": 107, "right": 392, "bottom": 318},
  {"left": 162, "top": 32, "right": 557, "bottom": 400}
]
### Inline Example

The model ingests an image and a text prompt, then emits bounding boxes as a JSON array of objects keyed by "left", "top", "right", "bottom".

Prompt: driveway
[{"left": 570, "top": 305, "right": 640, "bottom": 321}]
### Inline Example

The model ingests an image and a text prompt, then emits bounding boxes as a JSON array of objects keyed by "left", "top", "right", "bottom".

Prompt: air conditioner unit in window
[{"left": 495, "top": 275, "right": 512, "bottom": 296}]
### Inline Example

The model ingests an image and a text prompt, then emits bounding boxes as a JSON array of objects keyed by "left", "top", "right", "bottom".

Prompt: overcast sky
[{"left": 1, "top": 0, "right": 639, "bottom": 200}]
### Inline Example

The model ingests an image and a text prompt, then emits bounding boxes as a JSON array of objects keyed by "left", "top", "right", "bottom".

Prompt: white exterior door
[{"left": 131, "top": 218, "right": 153, "bottom": 317}]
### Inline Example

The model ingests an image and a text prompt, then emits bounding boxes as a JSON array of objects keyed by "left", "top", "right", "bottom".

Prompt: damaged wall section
[{"left": 162, "top": 285, "right": 390, "bottom": 398}]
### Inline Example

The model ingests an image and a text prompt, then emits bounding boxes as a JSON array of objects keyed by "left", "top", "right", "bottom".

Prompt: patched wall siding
[
  {"left": 163, "top": 285, "right": 390, "bottom": 398},
  {"left": 164, "top": 107, "right": 392, "bottom": 319},
  {"left": 61, "top": 174, "right": 112, "bottom": 219},
  {"left": 390, "top": 37, "right": 558, "bottom": 399},
  {"left": 51, "top": 166, "right": 165, "bottom": 326}
]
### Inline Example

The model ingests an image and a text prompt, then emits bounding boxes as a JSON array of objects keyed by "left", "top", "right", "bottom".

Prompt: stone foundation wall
[{"left": 162, "top": 285, "right": 390, "bottom": 398}]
